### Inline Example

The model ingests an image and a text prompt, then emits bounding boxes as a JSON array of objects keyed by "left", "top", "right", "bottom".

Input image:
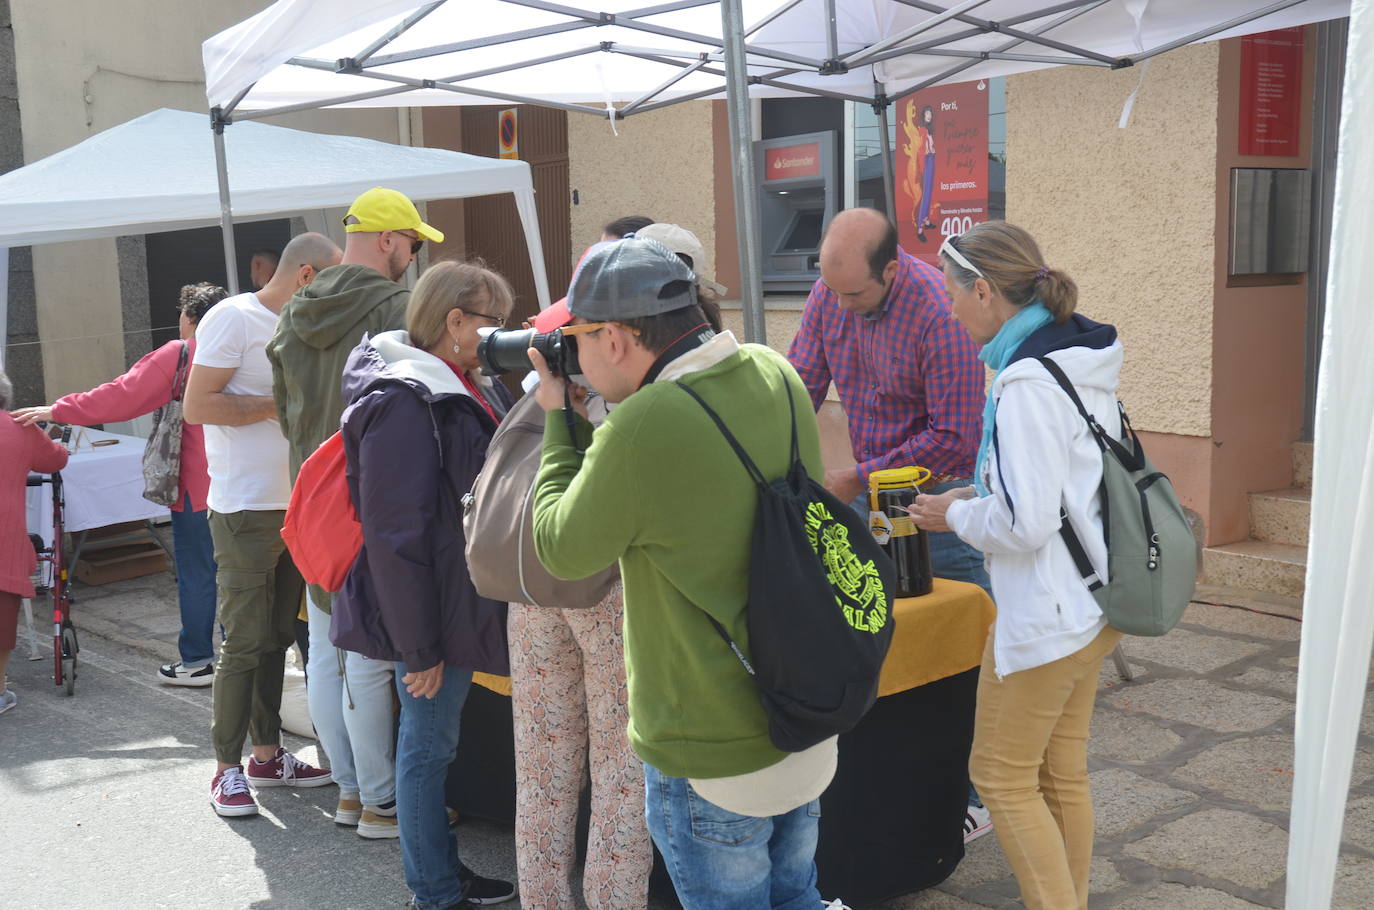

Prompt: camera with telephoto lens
[{"left": 475, "top": 326, "right": 583, "bottom": 378}]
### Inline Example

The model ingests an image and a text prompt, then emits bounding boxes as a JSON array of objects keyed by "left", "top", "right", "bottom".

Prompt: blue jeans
[
  {"left": 307, "top": 595, "right": 396, "bottom": 804},
  {"left": 168, "top": 494, "right": 218, "bottom": 668},
  {"left": 394, "top": 663, "right": 474, "bottom": 910},
  {"left": 850, "top": 478, "right": 991, "bottom": 596},
  {"left": 643, "top": 764, "right": 821, "bottom": 910}
]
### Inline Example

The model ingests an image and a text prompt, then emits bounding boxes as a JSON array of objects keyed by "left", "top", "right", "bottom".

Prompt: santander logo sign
[{"left": 765, "top": 142, "right": 821, "bottom": 180}]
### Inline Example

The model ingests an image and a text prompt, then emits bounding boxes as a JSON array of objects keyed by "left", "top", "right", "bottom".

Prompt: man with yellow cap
[{"left": 266, "top": 188, "right": 441, "bottom": 839}]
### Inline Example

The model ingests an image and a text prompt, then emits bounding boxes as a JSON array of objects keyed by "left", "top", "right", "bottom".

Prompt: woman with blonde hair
[
  {"left": 333, "top": 259, "right": 516, "bottom": 910},
  {"left": 908, "top": 221, "right": 1124, "bottom": 910}
]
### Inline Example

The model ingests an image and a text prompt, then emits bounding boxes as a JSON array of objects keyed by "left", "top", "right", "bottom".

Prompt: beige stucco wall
[
  {"left": 8, "top": 0, "right": 402, "bottom": 400},
  {"left": 568, "top": 102, "right": 717, "bottom": 278},
  {"left": 1005, "top": 42, "right": 1219, "bottom": 437}
]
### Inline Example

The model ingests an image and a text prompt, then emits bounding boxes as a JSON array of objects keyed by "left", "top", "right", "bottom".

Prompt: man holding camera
[{"left": 528, "top": 238, "right": 833, "bottom": 909}]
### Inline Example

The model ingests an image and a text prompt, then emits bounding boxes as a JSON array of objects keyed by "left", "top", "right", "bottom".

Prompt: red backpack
[{"left": 280, "top": 431, "right": 362, "bottom": 592}]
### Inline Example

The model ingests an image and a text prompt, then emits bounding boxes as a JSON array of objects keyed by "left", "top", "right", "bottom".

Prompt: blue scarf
[{"left": 974, "top": 302, "right": 1053, "bottom": 496}]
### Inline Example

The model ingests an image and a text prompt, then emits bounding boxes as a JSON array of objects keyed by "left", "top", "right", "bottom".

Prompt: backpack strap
[
  {"left": 674, "top": 365, "right": 802, "bottom": 678},
  {"left": 1035, "top": 356, "right": 1109, "bottom": 593}
]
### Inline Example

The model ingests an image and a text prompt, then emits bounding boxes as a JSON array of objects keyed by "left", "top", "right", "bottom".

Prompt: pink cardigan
[
  {"left": 1, "top": 415, "right": 69, "bottom": 597},
  {"left": 51, "top": 339, "right": 209, "bottom": 513}
]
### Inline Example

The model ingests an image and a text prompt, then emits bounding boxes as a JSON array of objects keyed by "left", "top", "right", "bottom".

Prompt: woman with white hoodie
[{"left": 908, "top": 221, "right": 1124, "bottom": 910}]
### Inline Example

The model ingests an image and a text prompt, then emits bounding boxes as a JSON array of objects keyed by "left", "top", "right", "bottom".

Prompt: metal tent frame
[{"left": 207, "top": 0, "right": 1333, "bottom": 338}]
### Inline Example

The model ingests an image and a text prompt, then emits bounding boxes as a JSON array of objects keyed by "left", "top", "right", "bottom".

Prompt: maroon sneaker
[
  {"left": 211, "top": 765, "right": 259, "bottom": 817},
  {"left": 245, "top": 748, "right": 334, "bottom": 788}
]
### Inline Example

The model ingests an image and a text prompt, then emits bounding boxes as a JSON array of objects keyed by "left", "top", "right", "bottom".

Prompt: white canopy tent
[
  {"left": 202, "top": 3, "right": 1371, "bottom": 905},
  {"left": 0, "top": 107, "right": 551, "bottom": 365}
]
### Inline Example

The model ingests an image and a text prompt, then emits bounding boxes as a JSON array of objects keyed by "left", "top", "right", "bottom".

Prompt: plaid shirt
[{"left": 787, "top": 249, "right": 984, "bottom": 483}]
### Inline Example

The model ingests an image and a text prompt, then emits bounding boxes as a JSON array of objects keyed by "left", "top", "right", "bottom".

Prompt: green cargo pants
[{"left": 209, "top": 509, "right": 304, "bottom": 766}]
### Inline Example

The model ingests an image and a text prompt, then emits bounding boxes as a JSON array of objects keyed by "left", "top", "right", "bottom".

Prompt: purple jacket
[{"left": 330, "top": 330, "right": 513, "bottom": 675}]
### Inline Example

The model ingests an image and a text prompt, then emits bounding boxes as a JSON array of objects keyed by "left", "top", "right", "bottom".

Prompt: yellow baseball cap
[{"left": 343, "top": 187, "right": 444, "bottom": 242}]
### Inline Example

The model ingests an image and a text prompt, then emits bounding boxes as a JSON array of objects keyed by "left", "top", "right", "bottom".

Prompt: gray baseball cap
[{"left": 567, "top": 237, "right": 698, "bottom": 322}]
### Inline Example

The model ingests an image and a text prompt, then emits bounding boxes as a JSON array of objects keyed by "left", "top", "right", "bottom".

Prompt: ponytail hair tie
[{"left": 1035, "top": 265, "right": 1051, "bottom": 281}]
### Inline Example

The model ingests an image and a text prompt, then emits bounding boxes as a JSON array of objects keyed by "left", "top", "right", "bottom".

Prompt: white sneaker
[
  {"left": 0, "top": 689, "right": 16, "bottom": 716},
  {"left": 821, "top": 900, "right": 853, "bottom": 909},
  {"left": 157, "top": 661, "right": 215, "bottom": 687},
  {"left": 964, "top": 804, "right": 993, "bottom": 844}
]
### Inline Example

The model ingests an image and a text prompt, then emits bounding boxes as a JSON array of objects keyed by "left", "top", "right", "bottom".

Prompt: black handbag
[{"left": 675, "top": 368, "right": 896, "bottom": 752}]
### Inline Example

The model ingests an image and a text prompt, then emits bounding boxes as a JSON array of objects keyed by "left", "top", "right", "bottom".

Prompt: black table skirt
[{"left": 446, "top": 665, "right": 980, "bottom": 909}]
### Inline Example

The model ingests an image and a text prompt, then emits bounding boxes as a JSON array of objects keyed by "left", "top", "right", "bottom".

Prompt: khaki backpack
[{"left": 462, "top": 391, "right": 618, "bottom": 608}]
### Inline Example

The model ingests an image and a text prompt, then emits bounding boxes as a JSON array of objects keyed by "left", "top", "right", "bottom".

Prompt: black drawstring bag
[{"left": 676, "top": 368, "right": 896, "bottom": 752}]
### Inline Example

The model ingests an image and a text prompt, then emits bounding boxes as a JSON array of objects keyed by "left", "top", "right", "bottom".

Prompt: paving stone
[
  {"left": 1341, "top": 794, "right": 1374, "bottom": 853},
  {"left": 1108, "top": 679, "right": 1293, "bottom": 733},
  {"left": 1111, "top": 883, "right": 1272, "bottom": 909},
  {"left": 1089, "top": 708, "right": 1183, "bottom": 762},
  {"left": 1091, "top": 767, "right": 1199, "bottom": 838},
  {"left": 1176, "top": 734, "right": 1374, "bottom": 812},
  {"left": 1122, "top": 809, "right": 1288, "bottom": 890},
  {"left": 1089, "top": 856, "right": 1126, "bottom": 894},
  {"left": 1231, "top": 666, "right": 1298, "bottom": 698},
  {"left": 1186, "top": 587, "right": 1304, "bottom": 641},
  {"left": 1117, "top": 628, "right": 1270, "bottom": 674},
  {"left": 1333, "top": 854, "right": 1374, "bottom": 910}
]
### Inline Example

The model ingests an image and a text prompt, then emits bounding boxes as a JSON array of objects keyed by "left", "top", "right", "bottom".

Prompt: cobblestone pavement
[{"left": 12, "top": 559, "right": 1374, "bottom": 909}]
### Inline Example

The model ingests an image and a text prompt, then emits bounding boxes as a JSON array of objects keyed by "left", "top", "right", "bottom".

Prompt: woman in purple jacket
[{"left": 333, "top": 260, "right": 515, "bottom": 910}]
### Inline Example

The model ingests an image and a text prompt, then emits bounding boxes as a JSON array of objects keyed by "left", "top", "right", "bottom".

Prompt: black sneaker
[
  {"left": 158, "top": 661, "right": 214, "bottom": 687},
  {"left": 462, "top": 874, "right": 516, "bottom": 905}
]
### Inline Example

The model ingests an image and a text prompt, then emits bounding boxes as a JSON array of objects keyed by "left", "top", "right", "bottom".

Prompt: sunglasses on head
[{"left": 938, "top": 235, "right": 984, "bottom": 279}]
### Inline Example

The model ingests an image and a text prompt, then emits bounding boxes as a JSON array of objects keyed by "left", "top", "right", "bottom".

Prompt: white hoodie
[{"left": 945, "top": 340, "right": 1124, "bottom": 677}]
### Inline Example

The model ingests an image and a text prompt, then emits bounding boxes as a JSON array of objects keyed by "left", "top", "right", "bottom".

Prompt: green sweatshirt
[
  {"left": 532, "top": 344, "right": 825, "bottom": 779},
  {"left": 267, "top": 264, "right": 409, "bottom": 480}
]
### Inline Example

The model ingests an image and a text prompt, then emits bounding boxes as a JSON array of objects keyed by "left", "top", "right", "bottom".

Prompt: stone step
[
  {"left": 1248, "top": 487, "right": 1311, "bottom": 549},
  {"left": 1202, "top": 539, "right": 1307, "bottom": 599},
  {"left": 1293, "top": 441, "right": 1314, "bottom": 490}
]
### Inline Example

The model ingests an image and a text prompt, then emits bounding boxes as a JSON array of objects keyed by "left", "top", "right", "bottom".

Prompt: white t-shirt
[{"left": 193, "top": 293, "right": 291, "bottom": 513}]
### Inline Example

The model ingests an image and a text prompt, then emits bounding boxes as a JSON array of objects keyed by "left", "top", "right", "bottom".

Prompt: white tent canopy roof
[
  {"left": 205, "top": 0, "right": 1349, "bottom": 117},
  {"left": 0, "top": 108, "right": 541, "bottom": 248}
]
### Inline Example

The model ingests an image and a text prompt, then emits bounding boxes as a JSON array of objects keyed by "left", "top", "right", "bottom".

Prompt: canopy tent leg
[
  {"left": 1286, "top": 2, "right": 1374, "bottom": 906},
  {"left": 212, "top": 109, "right": 240, "bottom": 296},
  {"left": 720, "top": 0, "right": 765, "bottom": 345},
  {"left": 875, "top": 91, "right": 896, "bottom": 222},
  {"left": 0, "top": 246, "right": 8, "bottom": 370},
  {"left": 513, "top": 188, "right": 553, "bottom": 309}
]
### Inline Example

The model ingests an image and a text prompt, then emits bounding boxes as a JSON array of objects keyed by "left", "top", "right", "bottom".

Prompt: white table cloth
[{"left": 25, "top": 429, "right": 170, "bottom": 547}]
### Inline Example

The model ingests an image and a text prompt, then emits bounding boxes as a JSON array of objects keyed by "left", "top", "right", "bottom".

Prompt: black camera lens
[{"left": 476, "top": 327, "right": 581, "bottom": 378}]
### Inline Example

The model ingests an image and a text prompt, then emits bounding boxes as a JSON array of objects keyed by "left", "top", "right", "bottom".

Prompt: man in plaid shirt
[{"left": 787, "top": 208, "right": 990, "bottom": 592}]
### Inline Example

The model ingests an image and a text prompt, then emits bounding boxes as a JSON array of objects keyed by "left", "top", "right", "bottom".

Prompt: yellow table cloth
[{"left": 475, "top": 577, "right": 994, "bottom": 699}]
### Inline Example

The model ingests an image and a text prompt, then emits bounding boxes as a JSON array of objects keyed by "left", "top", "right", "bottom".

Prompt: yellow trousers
[{"left": 970, "top": 624, "right": 1123, "bottom": 910}]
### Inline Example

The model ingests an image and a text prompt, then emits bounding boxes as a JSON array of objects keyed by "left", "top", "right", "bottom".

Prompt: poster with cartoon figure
[{"left": 895, "top": 80, "right": 990, "bottom": 265}]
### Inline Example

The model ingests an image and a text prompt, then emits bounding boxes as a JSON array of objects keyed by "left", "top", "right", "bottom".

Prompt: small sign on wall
[
  {"left": 1239, "top": 28, "right": 1304, "bottom": 157},
  {"left": 498, "top": 108, "right": 519, "bottom": 159}
]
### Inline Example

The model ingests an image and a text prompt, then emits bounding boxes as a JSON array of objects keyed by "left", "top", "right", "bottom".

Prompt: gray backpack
[
  {"left": 141, "top": 341, "right": 189, "bottom": 507},
  {"left": 462, "top": 391, "right": 618, "bottom": 609},
  {"left": 1037, "top": 357, "right": 1197, "bottom": 637}
]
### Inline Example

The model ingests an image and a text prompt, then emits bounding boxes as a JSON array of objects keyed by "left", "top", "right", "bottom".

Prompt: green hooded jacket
[{"left": 268, "top": 264, "right": 410, "bottom": 480}]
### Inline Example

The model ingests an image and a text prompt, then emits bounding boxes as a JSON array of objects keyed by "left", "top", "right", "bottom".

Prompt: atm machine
[{"left": 755, "top": 131, "right": 837, "bottom": 293}]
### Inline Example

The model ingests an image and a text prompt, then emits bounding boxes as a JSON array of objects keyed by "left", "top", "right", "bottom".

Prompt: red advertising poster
[
  {"left": 894, "top": 80, "right": 990, "bottom": 264},
  {"left": 764, "top": 142, "right": 822, "bottom": 180},
  {"left": 1239, "top": 27, "right": 1304, "bottom": 156}
]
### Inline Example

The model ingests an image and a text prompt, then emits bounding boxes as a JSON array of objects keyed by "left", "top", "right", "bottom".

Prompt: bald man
[
  {"left": 787, "top": 208, "right": 990, "bottom": 592},
  {"left": 265, "top": 187, "right": 444, "bottom": 838},
  {"left": 184, "top": 230, "right": 343, "bottom": 816}
]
